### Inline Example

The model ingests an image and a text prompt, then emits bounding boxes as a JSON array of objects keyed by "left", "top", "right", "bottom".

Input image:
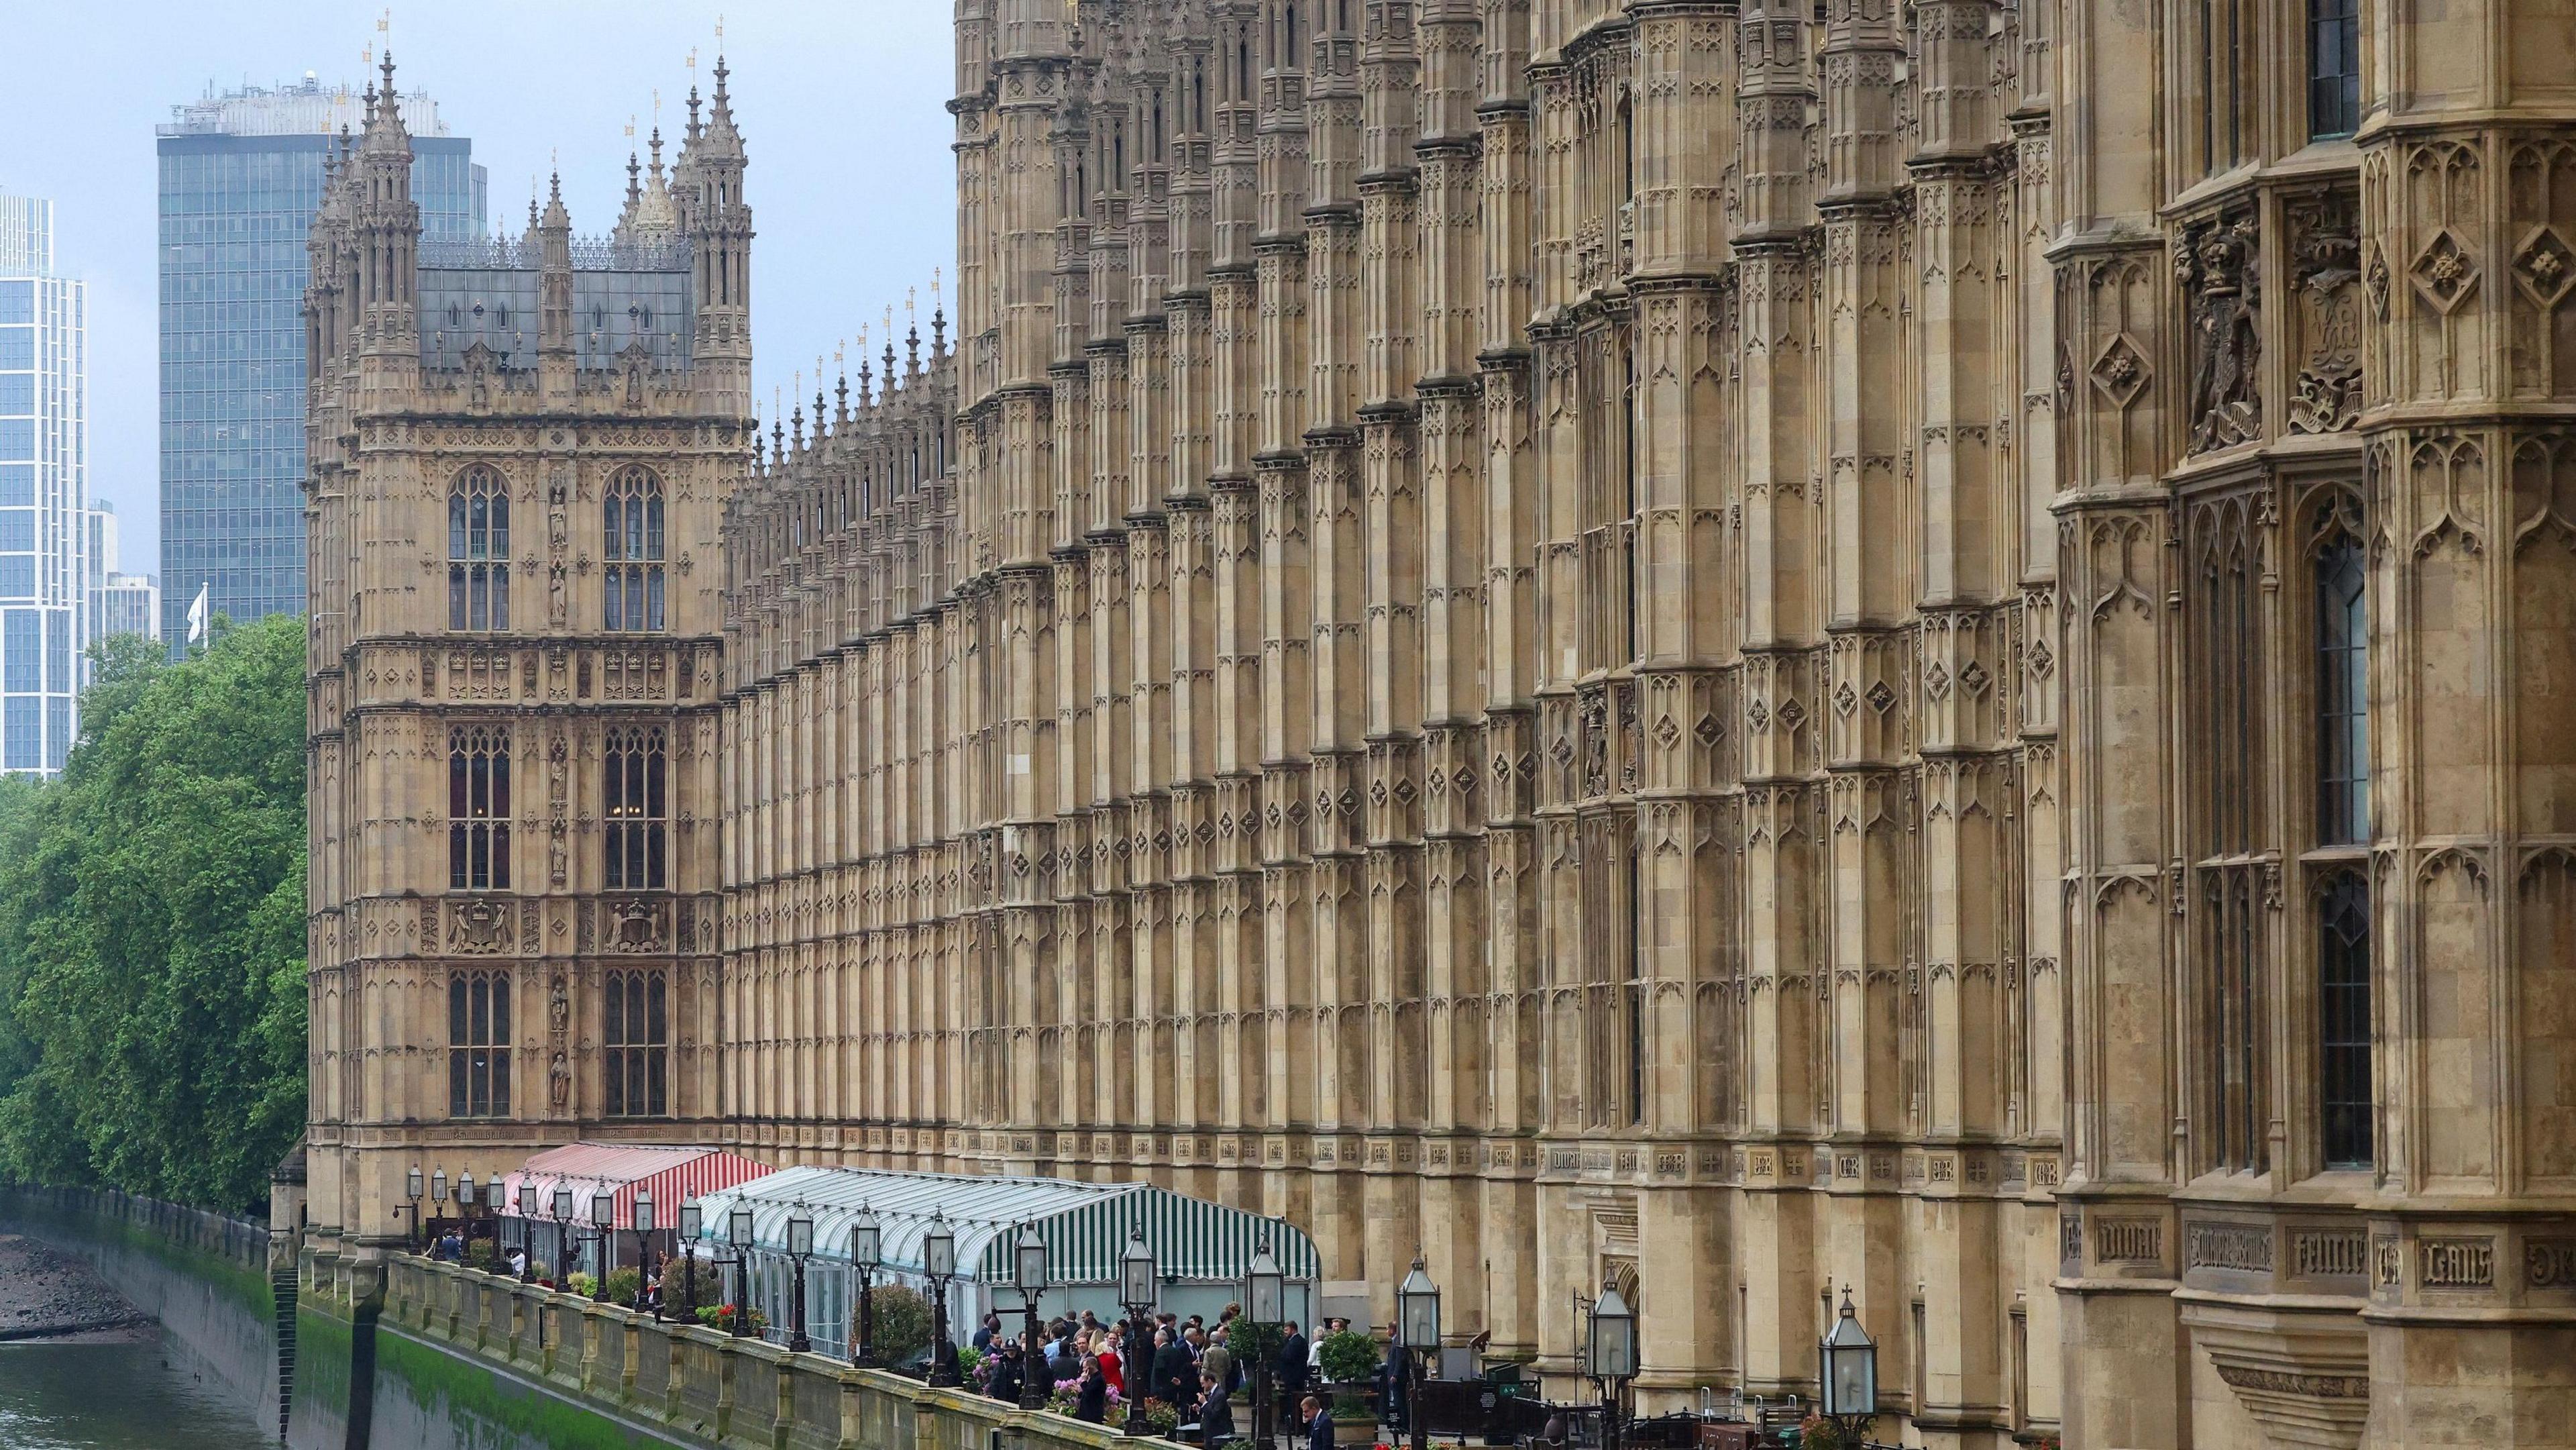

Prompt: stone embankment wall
[
  {"left": 0, "top": 1185, "right": 281, "bottom": 1429},
  {"left": 307, "top": 1247, "right": 1134, "bottom": 1450}
]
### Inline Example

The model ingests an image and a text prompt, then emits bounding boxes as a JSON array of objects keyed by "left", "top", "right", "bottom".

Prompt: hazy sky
[{"left": 0, "top": 0, "right": 959, "bottom": 576}]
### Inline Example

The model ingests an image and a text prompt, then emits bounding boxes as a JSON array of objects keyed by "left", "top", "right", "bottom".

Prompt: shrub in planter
[
  {"left": 1318, "top": 1329, "right": 1382, "bottom": 1389},
  {"left": 604, "top": 1267, "right": 641, "bottom": 1308},
  {"left": 868, "top": 1283, "right": 936, "bottom": 1364},
  {"left": 696, "top": 1303, "right": 768, "bottom": 1334},
  {"left": 463, "top": 1239, "right": 499, "bottom": 1270},
  {"left": 566, "top": 1272, "right": 598, "bottom": 1299},
  {"left": 1794, "top": 1416, "right": 1843, "bottom": 1450}
]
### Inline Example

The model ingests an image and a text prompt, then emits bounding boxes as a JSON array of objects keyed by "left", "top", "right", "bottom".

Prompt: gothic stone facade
[
  {"left": 301, "top": 63, "right": 749, "bottom": 1260},
  {"left": 309, "top": 1, "right": 2576, "bottom": 1445}
]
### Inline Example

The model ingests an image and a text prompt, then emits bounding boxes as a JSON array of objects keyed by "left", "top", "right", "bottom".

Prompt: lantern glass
[
  {"left": 728, "top": 1204, "right": 754, "bottom": 1249},
  {"left": 553, "top": 1186, "right": 574, "bottom": 1222},
  {"left": 924, "top": 1213, "right": 955, "bottom": 1280},
  {"left": 1397, "top": 1259, "right": 1440, "bottom": 1349},
  {"left": 1119, "top": 1229, "right": 1155, "bottom": 1308},
  {"left": 459, "top": 1173, "right": 478, "bottom": 1208},
  {"left": 515, "top": 1182, "right": 531, "bottom": 1216},
  {"left": 407, "top": 1167, "right": 423, "bottom": 1202},
  {"left": 1014, "top": 1223, "right": 1049, "bottom": 1292},
  {"left": 1588, "top": 1285, "right": 1638, "bottom": 1382},
  {"left": 433, "top": 1168, "right": 449, "bottom": 1204},
  {"left": 635, "top": 1188, "right": 656, "bottom": 1235},
  {"left": 851, "top": 1206, "right": 881, "bottom": 1270},
  {"left": 679, "top": 1201, "right": 702, "bottom": 1241},
  {"left": 1819, "top": 1297, "right": 1877, "bottom": 1416},
  {"left": 1246, "top": 1242, "right": 1284, "bottom": 1325},
  {"left": 788, "top": 1203, "right": 816, "bottom": 1258},
  {"left": 591, "top": 1190, "right": 614, "bottom": 1229}
]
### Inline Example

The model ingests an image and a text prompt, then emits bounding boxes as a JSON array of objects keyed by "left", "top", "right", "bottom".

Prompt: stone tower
[{"left": 300, "top": 55, "right": 752, "bottom": 1260}]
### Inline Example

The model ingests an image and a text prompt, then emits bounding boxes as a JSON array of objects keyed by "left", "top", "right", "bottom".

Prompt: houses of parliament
[{"left": 297, "top": 1, "right": 2576, "bottom": 1445}]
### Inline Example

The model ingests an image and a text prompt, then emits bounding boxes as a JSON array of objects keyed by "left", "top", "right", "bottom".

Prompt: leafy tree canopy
[{"left": 0, "top": 616, "right": 308, "bottom": 1214}]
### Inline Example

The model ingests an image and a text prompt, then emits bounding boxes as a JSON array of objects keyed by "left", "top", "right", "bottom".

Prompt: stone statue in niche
[
  {"left": 2287, "top": 191, "right": 2363, "bottom": 435},
  {"left": 549, "top": 974, "right": 569, "bottom": 1034},
  {"left": 549, "top": 827, "right": 568, "bottom": 888},
  {"left": 2179, "top": 210, "right": 2263, "bottom": 453},
  {"left": 547, "top": 562, "right": 568, "bottom": 629},
  {"left": 549, "top": 1050, "right": 570, "bottom": 1110}
]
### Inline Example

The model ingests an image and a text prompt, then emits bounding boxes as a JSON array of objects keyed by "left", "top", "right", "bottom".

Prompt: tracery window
[
  {"left": 603, "top": 466, "right": 666, "bottom": 632},
  {"left": 448, "top": 466, "right": 511, "bottom": 631},
  {"left": 604, "top": 725, "right": 667, "bottom": 890},
  {"left": 603, "top": 969, "right": 668, "bottom": 1118},
  {"left": 2191, "top": 496, "right": 2267, "bottom": 1174},
  {"left": 2308, "top": 0, "right": 2361, "bottom": 140},
  {"left": 2315, "top": 521, "right": 2370, "bottom": 843},
  {"left": 2318, "top": 872, "right": 2374, "bottom": 1168},
  {"left": 448, "top": 726, "right": 511, "bottom": 890},
  {"left": 448, "top": 971, "right": 512, "bottom": 1119}
]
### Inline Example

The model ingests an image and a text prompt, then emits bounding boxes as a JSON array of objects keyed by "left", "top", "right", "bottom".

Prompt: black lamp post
[
  {"left": 432, "top": 1167, "right": 450, "bottom": 1242},
  {"left": 924, "top": 1210, "right": 958, "bottom": 1386},
  {"left": 402, "top": 1166, "right": 423, "bottom": 1251},
  {"left": 1585, "top": 1282, "right": 1639, "bottom": 1450},
  {"left": 589, "top": 1190, "right": 615, "bottom": 1302},
  {"left": 512, "top": 1182, "right": 533, "bottom": 1284},
  {"left": 850, "top": 1202, "right": 881, "bottom": 1366},
  {"left": 1014, "top": 1221, "right": 1051, "bottom": 1411},
  {"left": 786, "top": 1200, "right": 816, "bottom": 1354},
  {"left": 552, "top": 1185, "right": 576, "bottom": 1288},
  {"left": 1397, "top": 1257, "right": 1442, "bottom": 1450},
  {"left": 635, "top": 1188, "right": 659, "bottom": 1320},
  {"left": 1245, "top": 1239, "right": 1285, "bottom": 1450},
  {"left": 1817, "top": 1288, "right": 1878, "bottom": 1448},
  {"left": 1118, "top": 1227, "right": 1157, "bottom": 1437},
  {"left": 678, "top": 1200, "right": 703, "bottom": 1323},
  {"left": 459, "top": 1171, "right": 479, "bottom": 1224},
  {"left": 727, "top": 1203, "right": 756, "bottom": 1338}
]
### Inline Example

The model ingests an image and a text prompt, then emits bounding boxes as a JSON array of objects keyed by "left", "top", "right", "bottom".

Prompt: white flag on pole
[{"left": 186, "top": 584, "right": 210, "bottom": 645}]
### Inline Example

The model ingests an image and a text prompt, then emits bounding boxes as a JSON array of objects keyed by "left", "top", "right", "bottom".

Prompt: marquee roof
[
  {"left": 689, "top": 1166, "right": 1320, "bottom": 1286},
  {"left": 495, "top": 1143, "right": 774, "bottom": 1231}
]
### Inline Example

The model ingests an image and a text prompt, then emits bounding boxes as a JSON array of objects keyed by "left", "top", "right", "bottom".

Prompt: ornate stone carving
[
  {"left": 2287, "top": 190, "right": 2363, "bottom": 433},
  {"left": 446, "top": 898, "right": 511, "bottom": 954},
  {"left": 2178, "top": 208, "right": 2263, "bottom": 453}
]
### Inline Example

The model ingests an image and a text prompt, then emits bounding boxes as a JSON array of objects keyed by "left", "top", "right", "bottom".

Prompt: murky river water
[{"left": 0, "top": 1334, "right": 272, "bottom": 1449}]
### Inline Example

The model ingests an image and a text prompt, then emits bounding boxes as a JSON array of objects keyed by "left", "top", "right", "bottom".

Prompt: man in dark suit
[
  {"left": 1155, "top": 1327, "right": 1201, "bottom": 1414},
  {"left": 1277, "top": 1320, "right": 1309, "bottom": 1404},
  {"left": 1303, "top": 1394, "right": 1334, "bottom": 1450}
]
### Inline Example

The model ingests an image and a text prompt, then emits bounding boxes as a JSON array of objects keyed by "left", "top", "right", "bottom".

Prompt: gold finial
[
  {"left": 883, "top": 305, "right": 895, "bottom": 333},
  {"left": 363, "top": 43, "right": 374, "bottom": 66},
  {"left": 906, "top": 287, "right": 917, "bottom": 319},
  {"left": 378, "top": 7, "right": 391, "bottom": 36},
  {"left": 716, "top": 13, "right": 725, "bottom": 44},
  {"left": 932, "top": 266, "right": 943, "bottom": 303},
  {"left": 626, "top": 115, "right": 637, "bottom": 140},
  {"left": 687, "top": 46, "right": 698, "bottom": 75},
  {"left": 652, "top": 88, "right": 663, "bottom": 122},
  {"left": 835, "top": 340, "right": 845, "bottom": 365}
]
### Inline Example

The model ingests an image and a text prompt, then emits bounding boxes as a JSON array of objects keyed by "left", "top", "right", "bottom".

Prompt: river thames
[{"left": 0, "top": 1335, "right": 272, "bottom": 1450}]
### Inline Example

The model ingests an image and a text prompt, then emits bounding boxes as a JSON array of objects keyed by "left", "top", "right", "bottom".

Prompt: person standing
[
  {"left": 1202, "top": 1327, "right": 1234, "bottom": 1405},
  {"left": 1075, "top": 1353, "right": 1110, "bottom": 1423},
  {"left": 1199, "top": 1368, "right": 1237, "bottom": 1446},
  {"left": 1156, "top": 1327, "right": 1199, "bottom": 1414},
  {"left": 1303, "top": 1394, "right": 1334, "bottom": 1450},
  {"left": 1277, "top": 1320, "right": 1308, "bottom": 1404},
  {"left": 1099, "top": 1324, "right": 1126, "bottom": 1398}
]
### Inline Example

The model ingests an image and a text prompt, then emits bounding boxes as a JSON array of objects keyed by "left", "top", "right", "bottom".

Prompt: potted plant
[{"left": 1317, "top": 1329, "right": 1383, "bottom": 1447}]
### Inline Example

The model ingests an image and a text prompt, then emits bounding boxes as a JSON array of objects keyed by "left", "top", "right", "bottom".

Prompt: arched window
[
  {"left": 604, "top": 466, "right": 666, "bottom": 632},
  {"left": 2315, "top": 516, "right": 2369, "bottom": 843},
  {"left": 448, "top": 971, "right": 512, "bottom": 1119},
  {"left": 604, "top": 725, "right": 667, "bottom": 890},
  {"left": 2318, "top": 871, "right": 2373, "bottom": 1167},
  {"left": 448, "top": 466, "right": 510, "bottom": 631},
  {"left": 448, "top": 725, "right": 511, "bottom": 890},
  {"left": 603, "top": 969, "right": 668, "bottom": 1117}
]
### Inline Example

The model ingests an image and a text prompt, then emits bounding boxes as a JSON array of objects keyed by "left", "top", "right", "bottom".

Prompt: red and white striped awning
[{"left": 495, "top": 1143, "right": 774, "bottom": 1231}]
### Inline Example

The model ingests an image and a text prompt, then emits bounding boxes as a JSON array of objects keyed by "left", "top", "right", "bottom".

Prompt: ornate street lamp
[
  {"left": 1397, "top": 1257, "right": 1442, "bottom": 1450},
  {"left": 1817, "top": 1288, "right": 1878, "bottom": 1447},
  {"left": 1587, "top": 1282, "right": 1640, "bottom": 1450},
  {"left": 727, "top": 1202, "right": 757, "bottom": 1339},
  {"left": 1014, "top": 1221, "right": 1051, "bottom": 1410},
  {"left": 678, "top": 1200, "right": 703, "bottom": 1324},
  {"left": 1244, "top": 1239, "right": 1285, "bottom": 1450},
  {"left": 635, "top": 1188, "right": 659, "bottom": 1321},
  {"left": 786, "top": 1200, "right": 816, "bottom": 1354},
  {"left": 924, "top": 1209, "right": 958, "bottom": 1386},
  {"left": 459, "top": 1171, "right": 479, "bottom": 1216},
  {"left": 1118, "top": 1227, "right": 1157, "bottom": 1437},
  {"left": 590, "top": 1190, "right": 616, "bottom": 1301},
  {"left": 403, "top": 1166, "right": 423, "bottom": 1252},
  {"left": 552, "top": 1185, "right": 576, "bottom": 1290},
  {"left": 515, "top": 1182, "right": 537, "bottom": 1284},
  {"left": 849, "top": 1202, "right": 881, "bottom": 1367}
]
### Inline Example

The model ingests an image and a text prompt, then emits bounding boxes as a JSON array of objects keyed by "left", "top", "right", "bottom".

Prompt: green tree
[{"left": 0, "top": 615, "right": 309, "bottom": 1214}]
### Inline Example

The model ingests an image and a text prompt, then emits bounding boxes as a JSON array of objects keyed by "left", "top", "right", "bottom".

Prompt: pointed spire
[
  {"left": 648, "top": 127, "right": 666, "bottom": 183},
  {"left": 543, "top": 170, "right": 570, "bottom": 229},
  {"left": 686, "top": 85, "right": 702, "bottom": 143},
  {"left": 791, "top": 400, "right": 804, "bottom": 452},
  {"left": 626, "top": 151, "right": 643, "bottom": 208},
  {"left": 835, "top": 370, "right": 850, "bottom": 427}
]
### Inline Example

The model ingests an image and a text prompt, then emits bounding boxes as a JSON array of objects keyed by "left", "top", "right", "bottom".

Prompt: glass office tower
[
  {"left": 0, "top": 191, "right": 87, "bottom": 777},
  {"left": 158, "top": 76, "right": 484, "bottom": 651}
]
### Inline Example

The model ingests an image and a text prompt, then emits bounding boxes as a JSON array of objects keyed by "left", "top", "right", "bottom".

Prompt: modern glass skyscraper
[
  {"left": 158, "top": 76, "right": 484, "bottom": 651},
  {"left": 0, "top": 191, "right": 87, "bottom": 777}
]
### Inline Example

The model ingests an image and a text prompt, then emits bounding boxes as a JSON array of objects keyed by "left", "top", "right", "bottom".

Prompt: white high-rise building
[
  {"left": 87, "top": 504, "right": 157, "bottom": 645},
  {"left": 0, "top": 191, "right": 87, "bottom": 776}
]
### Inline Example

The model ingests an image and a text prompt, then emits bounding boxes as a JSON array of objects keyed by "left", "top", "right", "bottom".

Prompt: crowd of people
[{"left": 971, "top": 1304, "right": 1342, "bottom": 1445}]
